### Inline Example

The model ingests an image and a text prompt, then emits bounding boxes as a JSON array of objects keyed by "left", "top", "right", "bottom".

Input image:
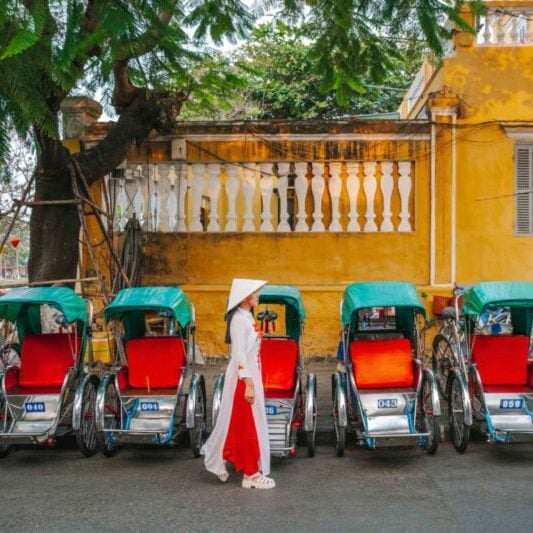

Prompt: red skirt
[{"left": 223, "top": 379, "right": 260, "bottom": 476}]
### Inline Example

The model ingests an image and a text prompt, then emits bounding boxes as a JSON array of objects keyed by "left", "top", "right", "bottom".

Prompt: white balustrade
[
  {"left": 190, "top": 164, "right": 205, "bottom": 232},
  {"left": 207, "top": 164, "right": 221, "bottom": 232},
  {"left": 328, "top": 162, "right": 343, "bottom": 232},
  {"left": 363, "top": 162, "right": 378, "bottom": 232},
  {"left": 398, "top": 161, "right": 413, "bottom": 232},
  {"left": 242, "top": 165, "right": 256, "bottom": 232},
  {"left": 478, "top": 9, "right": 533, "bottom": 46},
  {"left": 277, "top": 163, "right": 291, "bottom": 232},
  {"left": 310, "top": 163, "right": 325, "bottom": 232},
  {"left": 260, "top": 164, "right": 275, "bottom": 232},
  {"left": 113, "top": 159, "right": 415, "bottom": 234},
  {"left": 225, "top": 165, "right": 240, "bottom": 232},
  {"left": 380, "top": 162, "right": 394, "bottom": 232},
  {"left": 294, "top": 162, "right": 309, "bottom": 231},
  {"left": 346, "top": 162, "right": 360, "bottom": 232}
]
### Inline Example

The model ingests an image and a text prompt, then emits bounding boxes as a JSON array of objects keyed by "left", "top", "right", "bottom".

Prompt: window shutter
[{"left": 516, "top": 146, "right": 533, "bottom": 235}]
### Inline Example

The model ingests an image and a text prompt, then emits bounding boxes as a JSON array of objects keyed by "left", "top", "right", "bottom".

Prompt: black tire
[
  {"left": 97, "top": 380, "right": 120, "bottom": 457},
  {"left": 75, "top": 378, "right": 99, "bottom": 458},
  {"left": 332, "top": 380, "right": 345, "bottom": 457},
  {"left": 431, "top": 334, "right": 456, "bottom": 400},
  {"left": 306, "top": 379, "right": 317, "bottom": 458},
  {"left": 448, "top": 373, "right": 470, "bottom": 453},
  {"left": 417, "top": 374, "right": 440, "bottom": 455},
  {"left": 189, "top": 378, "right": 206, "bottom": 457},
  {"left": 0, "top": 394, "right": 11, "bottom": 458}
]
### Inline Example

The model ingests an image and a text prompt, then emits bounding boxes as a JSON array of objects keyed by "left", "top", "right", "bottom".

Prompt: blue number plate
[
  {"left": 378, "top": 399, "right": 398, "bottom": 409},
  {"left": 24, "top": 402, "right": 46, "bottom": 413},
  {"left": 265, "top": 405, "right": 277, "bottom": 416},
  {"left": 140, "top": 401, "right": 160, "bottom": 412},
  {"left": 499, "top": 399, "right": 523, "bottom": 409}
]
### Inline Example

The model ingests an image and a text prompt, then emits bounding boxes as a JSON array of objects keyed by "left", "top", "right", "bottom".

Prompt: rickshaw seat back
[
  {"left": 350, "top": 338, "right": 414, "bottom": 389},
  {"left": 471, "top": 335, "right": 529, "bottom": 386},
  {"left": 260, "top": 338, "right": 298, "bottom": 398},
  {"left": 19, "top": 333, "right": 78, "bottom": 389},
  {"left": 127, "top": 337, "right": 186, "bottom": 389}
]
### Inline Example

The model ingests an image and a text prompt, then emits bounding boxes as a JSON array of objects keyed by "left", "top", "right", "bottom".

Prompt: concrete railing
[{"left": 477, "top": 7, "right": 533, "bottom": 46}]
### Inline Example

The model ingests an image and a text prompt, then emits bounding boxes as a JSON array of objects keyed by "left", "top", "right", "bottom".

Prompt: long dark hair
[{"left": 225, "top": 307, "right": 238, "bottom": 344}]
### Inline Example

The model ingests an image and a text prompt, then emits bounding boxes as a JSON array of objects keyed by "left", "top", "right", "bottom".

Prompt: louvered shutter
[{"left": 516, "top": 145, "right": 533, "bottom": 235}]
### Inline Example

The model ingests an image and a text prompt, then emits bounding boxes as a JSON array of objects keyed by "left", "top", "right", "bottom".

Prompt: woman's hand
[{"left": 243, "top": 377, "right": 255, "bottom": 405}]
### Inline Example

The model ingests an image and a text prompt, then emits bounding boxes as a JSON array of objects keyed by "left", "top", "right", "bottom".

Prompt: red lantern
[{"left": 9, "top": 237, "right": 20, "bottom": 248}]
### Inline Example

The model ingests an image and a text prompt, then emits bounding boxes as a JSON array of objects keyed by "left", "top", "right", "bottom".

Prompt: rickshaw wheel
[
  {"left": 306, "top": 377, "right": 317, "bottom": 457},
  {"left": 97, "top": 380, "right": 120, "bottom": 457},
  {"left": 0, "top": 395, "right": 11, "bottom": 458},
  {"left": 189, "top": 377, "right": 206, "bottom": 457},
  {"left": 75, "top": 378, "right": 99, "bottom": 457},
  {"left": 417, "top": 374, "right": 440, "bottom": 455},
  {"left": 448, "top": 374, "right": 470, "bottom": 453},
  {"left": 332, "top": 380, "right": 345, "bottom": 457},
  {"left": 431, "top": 334, "right": 455, "bottom": 400}
]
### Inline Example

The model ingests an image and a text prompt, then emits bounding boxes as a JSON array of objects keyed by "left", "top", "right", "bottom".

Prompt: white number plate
[
  {"left": 140, "top": 401, "right": 160, "bottom": 412},
  {"left": 265, "top": 405, "right": 277, "bottom": 416},
  {"left": 499, "top": 399, "right": 523, "bottom": 410},
  {"left": 378, "top": 399, "right": 398, "bottom": 409},
  {"left": 24, "top": 402, "right": 46, "bottom": 413}
]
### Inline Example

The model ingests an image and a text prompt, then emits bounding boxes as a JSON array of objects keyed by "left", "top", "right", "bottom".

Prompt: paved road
[{"left": 1, "top": 440, "right": 533, "bottom": 532}]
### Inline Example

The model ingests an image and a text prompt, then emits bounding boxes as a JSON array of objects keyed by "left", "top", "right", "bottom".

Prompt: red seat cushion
[
  {"left": 126, "top": 337, "right": 186, "bottom": 389},
  {"left": 260, "top": 338, "right": 298, "bottom": 398},
  {"left": 471, "top": 335, "right": 529, "bottom": 386},
  {"left": 351, "top": 338, "right": 414, "bottom": 389},
  {"left": 19, "top": 333, "right": 78, "bottom": 389}
]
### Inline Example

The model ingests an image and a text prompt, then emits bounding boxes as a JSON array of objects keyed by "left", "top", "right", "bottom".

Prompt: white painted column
[
  {"left": 150, "top": 164, "right": 160, "bottom": 231},
  {"left": 225, "top": 165, "right": 240, "bottom": 232},
  {"left": 140, "top": 165, "right": 151, "bottom": 231},
  {"left": 176, "top": 163, "right": 188, "bottom": 232},
  {"left": 380, "top": 162, "right": 394, "bottom": 232},
  {"left": 346, "top": 162, "right": 360, "bottom": 232},
  {"left": 328, "top": 162, "right": 343, "bottom": 232},
  {"left": 157, "top": 165, "right": 171, "bottom": 232},
  {"left": 310, "top": 163, "right": 325, "bottom": 232},
  {"left": 190, "top": 163, "right": 205, "bottom": 232},
  {"left": 276, "top": 163, "right": 291, "bottom": 232},
  {"left": 207, "top": 163, "right": 221, "bottom": 232},
  {"left": 398, "top": 161, "right": 412, "bottom": 232},
  {"left": 260, "top": 163, "right": 274, "bottom": 232},
  {"left": 294, "top": 162, "right": 309, "bottom": 232},
  {"left": 242, "top": 165, "right": 256, "bottom": 232},
  {"left": 166, "top": 165, "right": 178, "bottom": 231},
  {"left": 363, "top": 162, "right": 378, "bottom": 232}
]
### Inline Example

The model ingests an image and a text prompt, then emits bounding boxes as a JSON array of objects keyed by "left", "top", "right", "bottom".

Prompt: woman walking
[{"left": 201, "top": 278, "right": 275, "bottom": 489}]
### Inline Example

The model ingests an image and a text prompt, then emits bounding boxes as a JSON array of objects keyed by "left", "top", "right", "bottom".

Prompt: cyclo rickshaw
[
  {"left": 332, "top": 282, "right": 441, "bottom": 455},
  {"left": 212, "top": 285, "right": 317, "bottom": 457},
  {"left": 0, "top": 287, "right": 98, "bottom": 457},
  {"left": 432, "top": 281, "right": 533, "bottom": 450},
  {"left": 95, "top": 287, "right": 206, "bottom": 456}
]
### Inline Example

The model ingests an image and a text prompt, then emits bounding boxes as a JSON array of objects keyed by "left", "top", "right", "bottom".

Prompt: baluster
[
  {"left": 141, "top": 165, "right": 151, "bottom": 231},
  {"left": 175, "top": 163, "right": 188, "bottom": 232},
  {"left": 260, "top": 163, "right": 274, "bottom": 232},
  {"left": 116, "top": 177, "right": 128, "bottom": 231},
  {"left": 310, "top": 163, "right": 326, "bottom": 232},
  {"left": 225, "top": 165, "right": 240, "bottom": 232},
  {"left": 363, "top": 162, "right": 378, "bottom": 232},
  {"left": 526, "top": 13, "right": 533, "bottom": 44},
  {"left": 482, "top": 13, "right": 492, "bottom": 44},
  {"left": 190, "top": 164, "right": 205, "bottom": 232},
  {"left": 328, "top": 162, "right": 343, "bottom": 232},
  {"left": 496, "top": 13, "right": 505, "bottom": 44},
  {"left": 398, "top": 161, "right": 413, "bottom": 232},
  {"left": 380, "top": 162, "right": 394, "bottom": 232},
  {"left": 166, "top": 165, "right": 178, "bottom": 230},
  {"left": 207, "top": 163, "right": 221, "bottom": 232},
  {"left": 346, "top": 162, "right": 360, "bottom": 232},
  {"left": 157, "top": 165, "right": 170, "bottom": 232},
  {"left": 242, "top": 165, "right": 256, "bottom": 232},
  {"left": 147, "top": 165, "right": 159, "bottom": 231},
  {"left": 509, "top": 15, "right": 519, "bottom": 44},
  {"left": 294, "top": 162, "right": 309, "bottom": 232},
  {"left": 276, "top": 163, "right": 291, "bottom": 231}
]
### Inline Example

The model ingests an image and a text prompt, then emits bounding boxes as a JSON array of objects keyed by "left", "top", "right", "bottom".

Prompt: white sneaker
[
  {"left": 217, "top": 469, "right": 229, "bottom": 483},
  {"left": 242, "top": 473, "right": 276, "bottom": 489}
]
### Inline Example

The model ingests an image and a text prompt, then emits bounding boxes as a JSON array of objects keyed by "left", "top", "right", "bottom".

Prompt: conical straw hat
[{"left": 227, "top": 278, "right": 267, "bottom": 312}]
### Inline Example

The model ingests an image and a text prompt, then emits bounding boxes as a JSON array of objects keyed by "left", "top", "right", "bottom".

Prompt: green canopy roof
[
  {"left": 463, "top": 282, "right": 533, "bottom": 317},
  {"left": 342, "top": 282, "right": 425, "bottom": 325},
  {"left": 259, "top": 285, "right": 306, "bottom": 322},
  {"left": 0, "top": 287, "right": 88, "bottom": 325},
  {"left": 104, "top": 287, "right": 193, "bottom": 327}
]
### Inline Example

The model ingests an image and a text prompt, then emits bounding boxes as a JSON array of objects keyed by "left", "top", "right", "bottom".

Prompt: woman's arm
[{"left": 230, "top": 314, "right": 251, "bottom": 379}]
